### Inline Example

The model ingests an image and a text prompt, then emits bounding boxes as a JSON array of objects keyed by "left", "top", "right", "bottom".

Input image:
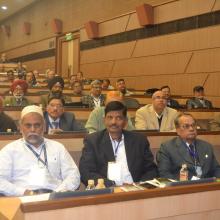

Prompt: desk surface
[{"left": 17, "top": 182, "right": 220, "bottom": 220}]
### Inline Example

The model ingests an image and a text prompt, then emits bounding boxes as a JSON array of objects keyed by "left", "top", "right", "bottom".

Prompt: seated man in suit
[
  {"left": 41, "top": 76, "right": 72, "bottom": 108},
  {"left": 85, "top": 91, "right": 135, "bottom": 133},
  {"left": 81, "top": 80, "right": 105, "bottom": 108},
  {"left": 186, "top": 86, "right": 213, "bottom": 109},
  {"left": 79, "top": 101, "right": 158, "bottom": 187},
  {"left": 135, "top": 90, "right": 177, "bottom": 131},
  {"left": 157, "top": 112, "right": 220, "bottom": 180},
  {"left": 44, "top": 96, "right": 84, "bottom": 134},
  {"left": 161, "top": 85, "right": 180, "bottom": 109},
  {"left": 3, "top": 79, "right": 31, "bottom": 107}
]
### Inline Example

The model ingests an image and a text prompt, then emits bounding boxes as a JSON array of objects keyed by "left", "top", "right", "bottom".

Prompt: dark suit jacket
[
  {"left": 79, "top": 130, "right": 158, "bottom": 186},
  {"left": 167, "top": 98, "right": 180, "bottom": 109},
  {"left": 44, "top": 112, "right": 84, "bottom": 133},
  {"left": 157, "top": 137, "right": 220, "bottom": 180},
  {"left": 186, "top": 97, "right": 213, "bottom": 109}
]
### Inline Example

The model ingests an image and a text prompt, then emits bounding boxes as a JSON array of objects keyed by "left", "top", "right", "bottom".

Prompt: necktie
[{"left": 52, "top": 121, "right": 59, "bottom": 129}]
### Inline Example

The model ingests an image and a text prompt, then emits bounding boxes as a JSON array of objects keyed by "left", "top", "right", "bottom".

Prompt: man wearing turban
[
  {"left": 41, "top": 76, "right": 71, "bottom": 108},
  {"left": 3, "top": 79, "right": 32, "bottom": 107}
]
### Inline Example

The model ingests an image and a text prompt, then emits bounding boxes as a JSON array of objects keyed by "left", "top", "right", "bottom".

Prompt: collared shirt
[
  {"left": 91, "top": 95, "right": 101, "bottom": 108},
  {"left": 48, "top": 115, "right": 60, "bottom": 133},
  {"left": 0, "top": 138, "right": 80, "bottom": 196},
  {"left": 109, "top": 134, "right": 133, "bottom": 185}
]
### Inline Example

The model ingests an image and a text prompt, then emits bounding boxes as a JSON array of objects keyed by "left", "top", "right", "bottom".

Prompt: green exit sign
[{"left": 65, "top": 33, "right": 73, "bottom": 41}]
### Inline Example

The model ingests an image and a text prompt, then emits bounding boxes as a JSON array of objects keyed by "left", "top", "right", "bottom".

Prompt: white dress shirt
[
  {"left": 109, "top": 134, "right": 133, "bottom": 185},
  {"left": 0, "top": 138, "right": 80, "bottom": 196}
]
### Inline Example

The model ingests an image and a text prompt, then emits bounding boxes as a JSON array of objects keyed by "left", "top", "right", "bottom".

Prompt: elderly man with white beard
[{"left": 0, "top": 105, "right": 80, "bottom": 196}]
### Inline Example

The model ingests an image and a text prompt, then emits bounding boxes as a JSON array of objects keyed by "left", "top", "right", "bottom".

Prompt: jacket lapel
[
  {"left": 123, "top": 131, "right": 135, "bottom": 170},
  {"left": 176, "top": 137, "right": 194, "bottom": 165},
  {"left": 160, "top": 108, "right": 168, "bottom": 131},
  {"left": 149, "top": 105, "right": 159, "bottom": 130},
  {"left": 100, "top": 130, "right": 115, "bottom": 162}
]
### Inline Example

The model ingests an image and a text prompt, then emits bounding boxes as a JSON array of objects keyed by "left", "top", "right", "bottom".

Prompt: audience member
[
  {"left": 79, "top": 101, "right": 158, "bottom": 187},
  {"left": 81, "top": 80, "right": 105, "bottom": 108},
  {"left": 209, "top": 114, "right": 220, "bottom": 131},
  {"left": 44, "top": 69, "right": 55, "bottom": 84},
  {"left": 44, "top": 96, "right": 84, "bottom": 134},
  {"left": 76, "top": 71, "right": 86, "bottom": 84},
  {"left": 16, "top": 62, "right": 26, "bottom": 79},
  {"left": 25, "top": 71, "right": 39, "bottom": 87},
  {"left": 0, "top": 53, "right": 9, "bottom": 63},
  {"left": 6, "top": 70, "right": 15, "bottom": 83},
  {"left": 186, "top": 86, "right": 213, "bottom": 109},
  {"left": 0, "top": 105, "right": 80, "bottom": 196},
  {"left": 0, "top": 97, "right": 17, "bottom": 132},
  {"left": 3, "top": 79, "right": 31, "bottom": 107},
  {"left": 157, "top": 113, "right": 220, "bottom": 180},
  {"left": 72, "top": 81, "right": 86, "bottom": 96},
  {"left": 41, "top": 76, "right": 71, "bottom": 108},
  {"left": 85, "top": 91, "right": 135, "bottom": 133},
  {"left": 102, "top": 79, "right": 114, "bottom": 90},
  {"left": 116, "top": 78, "right": 133, "bottom": 96},
  {"left": 135, "top": 90, "right": 177, "bottom": 131},
  {"left": 161, "top": 85, "right": 180, "bottom": 109},
  {"left": 68, "top": 74, "right": 77, "bottom": 89},
  {"left": 33, "top": 69, "right": 40, "bottom": 78}
]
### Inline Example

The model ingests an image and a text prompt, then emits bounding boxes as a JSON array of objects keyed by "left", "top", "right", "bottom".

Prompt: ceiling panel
[{"left": 0, "top": 0, "right": 38, "bottom": 22}]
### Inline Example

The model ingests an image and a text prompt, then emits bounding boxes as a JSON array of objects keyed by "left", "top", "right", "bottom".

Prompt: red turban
[{"left": 10, "top": 79, "right": 28, "bottom": 93}]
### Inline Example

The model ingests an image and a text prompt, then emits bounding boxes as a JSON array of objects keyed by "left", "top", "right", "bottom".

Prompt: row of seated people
[
  {"left": 1, "top": 74, "right": 217, "bottom": 110},
  {"left": 0, "top": 102, "right": 220, "bottom": 196},
  {"left": 1, "top": 88, "right": 220, "bottom": 135},
  {"left": 1, "top": 69, "right": 215, "bottom": 110}
]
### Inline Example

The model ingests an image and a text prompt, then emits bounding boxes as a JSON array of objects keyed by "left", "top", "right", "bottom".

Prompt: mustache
[{"left": 27, "top": 133, "right": 41, "bottom": 138}]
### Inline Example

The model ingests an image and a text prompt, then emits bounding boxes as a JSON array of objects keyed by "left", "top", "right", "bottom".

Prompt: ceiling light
[{"left": 1, "top": 6, "right": 8, "bottom": 10}]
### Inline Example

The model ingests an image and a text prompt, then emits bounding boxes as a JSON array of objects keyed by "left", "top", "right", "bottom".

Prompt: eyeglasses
[{"left": 179, "top": 123, "right": 197, "bottom": 130}]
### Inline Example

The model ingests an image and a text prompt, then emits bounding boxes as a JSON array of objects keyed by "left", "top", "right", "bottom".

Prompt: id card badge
[
  {"left": 195, "top": 166, "right": 202, "bottom": 178},
  {"left": 28, "top": 165, "right": 47, "bottom": 187},
  {"left": 107, "top": 161, "right": 122, "bottom": 185}
]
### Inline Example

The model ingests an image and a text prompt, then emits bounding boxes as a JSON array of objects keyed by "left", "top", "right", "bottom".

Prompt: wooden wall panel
[
  {"left": 24, "top": 57, "right": 55, "bottom": 74},
  {"left": 98, "top": 15, "right": 130, "bottom": 37},
  {"left": 111, "top": 52, "right": 192, "bottom": 77},
  {"left": 80, "top": 61, "right": 114, "bottom": 78},
  {"left": 154, "top": 0, "right": 215, "bottom": 24},
  {"left": 187, "top": 48, "right": 220, "bottom": 73},
  {"left": 213, "top": 1, "right": 220, "bottom": 11},
  {"left": 126, "top": 13, "right": 142, "bottom": 31},
  {"left": 110, "top": 73, "right": 207, "bottom": 93},
  {"left": 5, "top": 37, "right": 55, "bottom": 59},
  {"left": 81, "top": 42, "right": 136, "bottom": 64},
  {"left": 133, "top": 26, "right": 220, "bottom": 57},
  {"left": 205, "top": 72, "right": 220, "bottom": 96}
]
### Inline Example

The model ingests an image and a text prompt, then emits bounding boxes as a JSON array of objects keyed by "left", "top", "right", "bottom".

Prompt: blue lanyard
[
  {"left": 185, "top": 143, "right": 199, "bottom": 167},
  {"left": 112, "top": 140, "right": 121, "bottom": 158},
  {"left": 25, "top": 143, "right": 48, "bottom": 168},
  {"left": 46, "top": 113, "right": 59, "bottom": 129}
]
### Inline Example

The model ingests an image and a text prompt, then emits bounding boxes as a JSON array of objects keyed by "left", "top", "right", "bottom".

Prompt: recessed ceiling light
[{"left": 1, "top": 6, "right": 8, "bottom": 10}]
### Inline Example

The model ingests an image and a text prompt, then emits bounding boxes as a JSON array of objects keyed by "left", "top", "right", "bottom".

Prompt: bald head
[
  {"left": 105, "top": 91, "right": 123, "bottom": 105},
  {"left": 152, "top": 90, "right": 167, "bottom": 114}
]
